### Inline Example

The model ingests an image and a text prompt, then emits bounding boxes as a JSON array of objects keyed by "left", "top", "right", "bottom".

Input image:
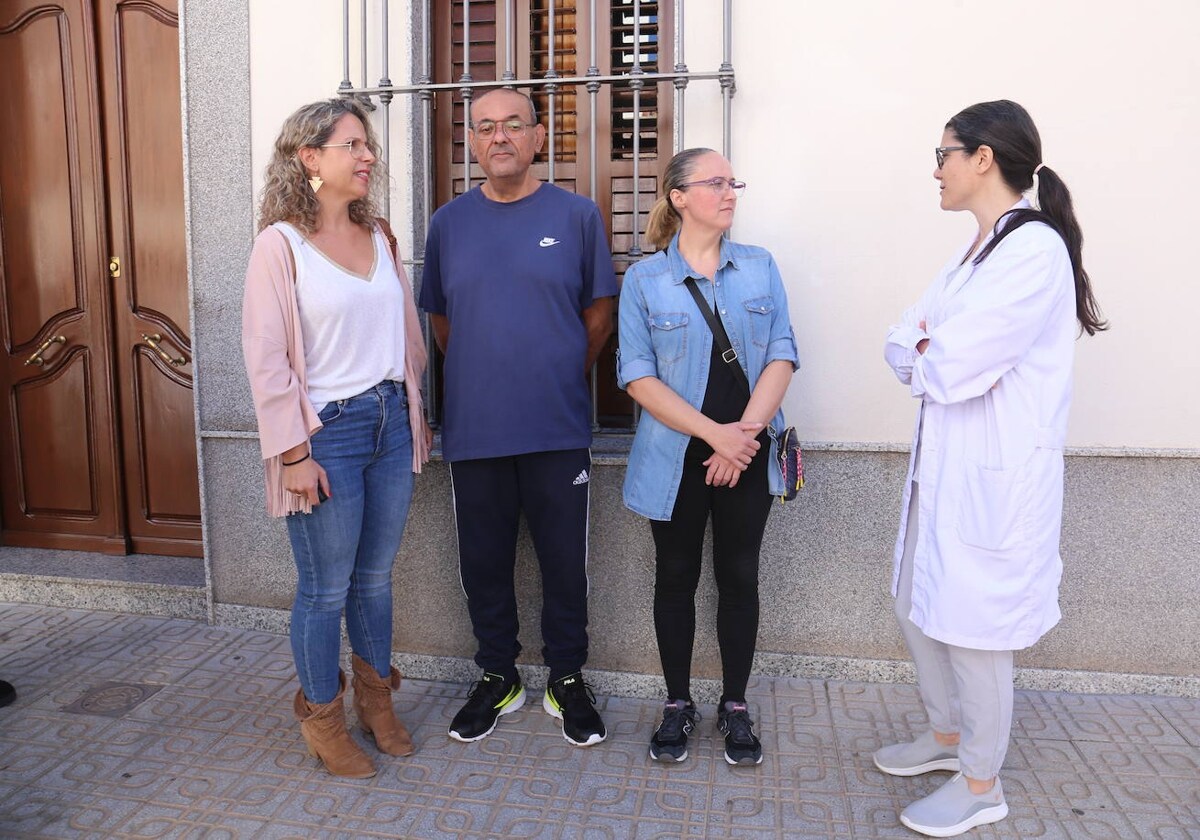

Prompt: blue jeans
[{"left": 286, "top": 380, "right": 414, "bottom": 704}]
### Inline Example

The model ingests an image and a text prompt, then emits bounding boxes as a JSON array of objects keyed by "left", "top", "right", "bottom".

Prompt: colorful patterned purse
[{"left": 770, "top": 425, "right": 804, "bottom": 502}]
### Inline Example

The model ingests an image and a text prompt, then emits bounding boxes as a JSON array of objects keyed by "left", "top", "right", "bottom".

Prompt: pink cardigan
[{"left": 241, "top": 223, "right": 429, "bottom": 517}]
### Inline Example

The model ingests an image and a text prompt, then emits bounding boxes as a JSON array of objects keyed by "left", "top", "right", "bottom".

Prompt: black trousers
[
  {"left": 649, "top": 449, "right": 772, "bottom": 703},
  {"left": 449, "top": 448, "right": 591, "bottom": 679}
]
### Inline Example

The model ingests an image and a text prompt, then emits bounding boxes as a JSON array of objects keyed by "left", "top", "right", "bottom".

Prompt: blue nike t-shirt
[{"left": 419, "top": 183, "right": 618, "bottom": 462}]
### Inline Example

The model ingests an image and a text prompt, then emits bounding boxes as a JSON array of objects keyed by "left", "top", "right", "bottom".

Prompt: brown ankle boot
[
  {"left": 351, "top": 654, "right": 415, "bottom": 756},
  {"left": 293, "top": 671, "right": 376, "bottom": 778}
]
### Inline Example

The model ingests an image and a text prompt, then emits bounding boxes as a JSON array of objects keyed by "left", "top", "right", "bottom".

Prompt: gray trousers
[{"left": 895, "top": 482, "right": 1014, "bottom": 780}]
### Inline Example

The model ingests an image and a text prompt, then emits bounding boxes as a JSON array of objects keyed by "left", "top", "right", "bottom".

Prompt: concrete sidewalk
[{"left": 0, "top": 602, "right": 1196, "bottom": 839}]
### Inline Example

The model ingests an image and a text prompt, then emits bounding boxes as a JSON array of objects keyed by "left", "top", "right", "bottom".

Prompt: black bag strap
[{"left": 683, "top": 276, "right": 751, "bottom": 396}]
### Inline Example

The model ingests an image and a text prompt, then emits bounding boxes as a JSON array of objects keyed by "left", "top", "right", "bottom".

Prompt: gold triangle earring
[{"left": 308, "top": 175, "right": 324, "bottom": 193}]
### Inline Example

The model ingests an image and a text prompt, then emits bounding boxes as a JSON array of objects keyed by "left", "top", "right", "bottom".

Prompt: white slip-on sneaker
[
  {"left": 873, "top": 729, "right": 961, "bottom": 776},
  {"left": 900, "top": 772, "right": 1008, "bottom": 837}
]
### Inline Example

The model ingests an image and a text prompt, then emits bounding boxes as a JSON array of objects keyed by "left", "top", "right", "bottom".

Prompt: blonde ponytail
[
  {"left": 645, "top": 195, "right": 681, "bottom": 252},
  {"left": 643, "top": 147, "right": 719, "bottom": 252}
]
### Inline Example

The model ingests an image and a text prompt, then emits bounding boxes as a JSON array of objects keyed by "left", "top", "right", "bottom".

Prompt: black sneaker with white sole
[
  {"left": 543, "top": 672, "right": 607, "bottom": 746},
  {"left": 649, "top": 699, "right": 700, "bottom": 762},
  {"left": 448, "top": 672, "right": 525, "bottom": 742},
  {"left": 717, "top": 700, "right": 763, "bottom": 766}
]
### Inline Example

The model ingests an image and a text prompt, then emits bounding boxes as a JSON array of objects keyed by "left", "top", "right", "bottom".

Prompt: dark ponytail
[{"left": 948, "top": 100, "right": 1108, "bottom": 336}]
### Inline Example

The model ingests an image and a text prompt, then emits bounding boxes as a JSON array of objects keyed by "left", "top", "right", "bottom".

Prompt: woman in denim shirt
[{"left": 617, "top": 148, "right": 798, "bottom": 766}]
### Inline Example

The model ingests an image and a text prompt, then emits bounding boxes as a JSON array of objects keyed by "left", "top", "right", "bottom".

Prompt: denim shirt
[{"left": 617, "top": 235, "right": 800, "bottom": 520}]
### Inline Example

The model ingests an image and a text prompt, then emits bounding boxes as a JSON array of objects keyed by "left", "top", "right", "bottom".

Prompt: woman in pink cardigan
[{"left": 242, "top": 98, "right": 431, "bottom": 778}]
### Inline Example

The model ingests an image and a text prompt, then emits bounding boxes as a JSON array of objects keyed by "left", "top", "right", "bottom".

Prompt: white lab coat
[{"left": 884, "top": 200, "right": 1077, "bottom": 651}]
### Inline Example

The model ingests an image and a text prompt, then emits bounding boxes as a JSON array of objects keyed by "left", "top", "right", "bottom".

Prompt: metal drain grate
[{"left": 61, "top": 682, "right": 164, "bottom": 718}]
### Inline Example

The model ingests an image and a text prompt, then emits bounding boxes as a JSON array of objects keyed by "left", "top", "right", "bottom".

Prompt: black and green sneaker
[
  {"left": 543, "top": 672, "right": 607, "bottom": 746},
  {"left": 448, "top": 672, "right": 525, "bottom": 742}
]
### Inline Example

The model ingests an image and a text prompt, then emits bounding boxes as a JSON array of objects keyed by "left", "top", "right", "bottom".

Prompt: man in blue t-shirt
[{"left": 419, "top": 87, "right": 618, "bottom": 748}]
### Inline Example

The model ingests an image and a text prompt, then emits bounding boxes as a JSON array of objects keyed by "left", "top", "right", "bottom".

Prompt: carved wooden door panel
[
  {"left": 0, "top": 0, "right": 199, "bottom": 557},
  {"left": 97, "top": 0, "right": 201, "bottom": 557},
  {"left": 0, "top": 0, "right": 129, "bottom": 553}
]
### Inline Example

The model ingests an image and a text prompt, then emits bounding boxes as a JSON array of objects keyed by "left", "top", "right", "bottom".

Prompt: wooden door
[
  {"left": 96, "top": 0, "right": 200, "bottom": 557},
  {"left": 0, "top": 0, "right": 128, "bottom": 553},
  {"left": 0, "top": 0, "right": 200, "bottom": 556}
]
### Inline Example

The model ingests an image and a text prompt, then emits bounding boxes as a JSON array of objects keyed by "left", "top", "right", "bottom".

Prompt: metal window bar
[
  {"left": 587, "top": 0, "right": 600, "bottom": 419},
  {"left": 503, "top": 1, "right": 516, "bottom": 82},
  {"left": 459, "top": 0, "right": 473, "bottom": 193},
  {"left": 417, "top": 0, "right": 437, "bottom": 415},
  {"left": 361, "top": 0, "right": 369, "bottom": 90},
  {"left": 341, "top": 0, "right": 735, "bottom": 430},
  {"left": 547, "top": 2, "right": 557, "bottom": 184},
  {"left": 672, "top": 0, "right": 685, "bottom": 155},
  {"left": 378, "top": 0, "right": 392, "bottom": 217},
  {"left": 627, "top": 0, "right": 643, "bottom": 261}
]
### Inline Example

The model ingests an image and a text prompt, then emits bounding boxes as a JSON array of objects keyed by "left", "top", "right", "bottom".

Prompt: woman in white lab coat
[{"left": 877, "top": 100, "right": 1106, "bottom": 838}]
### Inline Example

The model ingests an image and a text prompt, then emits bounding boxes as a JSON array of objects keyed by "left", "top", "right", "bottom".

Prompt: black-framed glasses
[
  {"left": 321, "top": 139, "right": 371, "bottom": 159},
  {"left": 678, "top": 177, "right": 746, "bottom": 195},
  {"left": 471, "top": 119, "right": 536, "bottom": 140},
  {"left": 935, "top": 146, "right": 970, "bottom": 168}
]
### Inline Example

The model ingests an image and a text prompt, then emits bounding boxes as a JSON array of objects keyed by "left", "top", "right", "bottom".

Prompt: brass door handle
[
  {"left": 142, "top": 333, "right": 186, "bottom": 366},
  {"left": 24, "top": 335, "right": 66, "bottom": 366}
]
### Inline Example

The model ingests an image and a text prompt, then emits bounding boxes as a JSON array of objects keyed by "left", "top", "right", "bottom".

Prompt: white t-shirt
[{"left": 274, "top": 222, "right": 406, "bottom": 410}]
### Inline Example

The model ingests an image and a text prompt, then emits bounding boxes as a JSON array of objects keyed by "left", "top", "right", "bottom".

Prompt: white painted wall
[
  {"left": 249, "top": 1, "right": 418, "bottom": 257},
  {"left": 689, "top": 0, "right": 1199, "bottom": 449},
  {"left": 249, "top": 0, "right": 1200, "bottom": 450},
  {"left": 248, "top": 2, "right": 341, "bottom": 206}
]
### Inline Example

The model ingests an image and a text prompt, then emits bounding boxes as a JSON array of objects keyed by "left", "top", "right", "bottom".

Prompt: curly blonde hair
[{"left": 257, "top": 98, "right": 386, "bottom": 235}]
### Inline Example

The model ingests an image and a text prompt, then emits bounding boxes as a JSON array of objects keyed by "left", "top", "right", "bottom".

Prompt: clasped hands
[{"left": 703, "top": 420, "right": 763, "bottom": 488}]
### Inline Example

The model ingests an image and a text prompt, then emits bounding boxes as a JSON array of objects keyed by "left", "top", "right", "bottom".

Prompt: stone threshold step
[{"left": 0, "top": 547, "right": 207, "bottom": 621}]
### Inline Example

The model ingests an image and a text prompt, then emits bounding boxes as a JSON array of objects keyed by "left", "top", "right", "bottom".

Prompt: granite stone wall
[{"left": 204, "top": 439, "right": 1200, "bottom": 687}]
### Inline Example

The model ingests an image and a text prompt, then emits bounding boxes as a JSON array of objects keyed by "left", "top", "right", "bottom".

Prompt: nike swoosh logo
[{"left": 539, "top": 237, "right": 560, "bottom": 247}]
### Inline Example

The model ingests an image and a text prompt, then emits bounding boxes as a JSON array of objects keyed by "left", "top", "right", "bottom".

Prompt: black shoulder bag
[{"left": 683, "top": 277, "right": 804, "bottom": 502}]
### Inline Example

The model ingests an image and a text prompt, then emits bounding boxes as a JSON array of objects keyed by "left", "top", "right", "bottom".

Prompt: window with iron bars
[
  {"left": 434, "top": 0, "right": 669, "bottom": 428},
  {"left": 339, "top": 0, "right": 736, "bottom": 432}
]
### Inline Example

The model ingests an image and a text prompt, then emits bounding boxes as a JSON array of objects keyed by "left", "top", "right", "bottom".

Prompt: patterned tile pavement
[{"left": 0, "top": 603, "right": 1197, "bottom": 839}]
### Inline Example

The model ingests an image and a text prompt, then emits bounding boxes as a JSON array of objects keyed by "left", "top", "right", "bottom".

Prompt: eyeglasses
[
  {"left": 935, "top": 146, "right": 970, "bottom": 168},
  {"left": 471, "top": 119, "right": 536, "bottom": 140},
  {"left": 678, "top": 177, "right": 747, "bottom": 195},
  {"left": 321, "top": 139, "right": 372, "bottom": 159}
]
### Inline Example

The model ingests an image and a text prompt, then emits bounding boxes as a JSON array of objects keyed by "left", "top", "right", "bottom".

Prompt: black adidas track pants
[{"left": 449, "top": 448, "right": 592, "bottom": 680}]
